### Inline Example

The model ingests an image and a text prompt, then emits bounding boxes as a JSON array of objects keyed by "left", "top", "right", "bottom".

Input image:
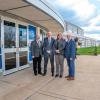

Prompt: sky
[{"left": 47, "top": 0, "right": 100, "bottom": 40}]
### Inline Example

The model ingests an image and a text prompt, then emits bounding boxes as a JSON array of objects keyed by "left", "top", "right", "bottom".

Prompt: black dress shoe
[
  {"left": 52, "top": 73, "right": 54, "bottom": 76},
  {"left": 59, "top": 75, "right": 62, "bottom": 78},
  {"left": 34, "top": 73, "right": 37, "bottom": 76},
  {"left": 55, "top": 74, "right": 58, "bottom": 77},
  {"left": 38, "top": 72, "right": 42, "bottom": 75},
  {"left": 42, "top": 73, "right": 46, "bottom": 76}
]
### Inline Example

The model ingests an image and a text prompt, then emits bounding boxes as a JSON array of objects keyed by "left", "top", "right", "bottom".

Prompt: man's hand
[
  {"left": 56, "top": 50, "right": 60, "bottom": 53},
  {"left": 47, "top": 50, "right": 51, "bottom": 54},
  {"left": 32, "top": 56, "right": 34, "bottom": 58},
  {"left": 70, "top": 58, "right": 73, "bottom": 60}
]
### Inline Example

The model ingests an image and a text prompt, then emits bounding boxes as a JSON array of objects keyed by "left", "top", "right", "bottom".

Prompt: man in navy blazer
[
  {"left": 43, "top": 32, "right": 55, "bottom": 76},
  {"left": 65, "top": 31, "right": 76, "bottom": 80}
]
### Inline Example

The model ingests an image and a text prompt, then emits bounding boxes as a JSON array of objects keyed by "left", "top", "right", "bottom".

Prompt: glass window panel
[
  {"left": 0, "top": 21, "right": 1, "bottom": 69},
  {"left": 29, "top": 25, "right": 36, "bottom": 40},
  {"left": 5, "top": 52, "right": 16, "bottom": 70},
  {"left": 28, "top": 25, "right": 36, "bottom": 61},
  {"left": 19, "top": 51, "right": 27, "bottom": 66},
  {"left": 0, "top": 20, "right": 1, "bottom": 54},
  {"left": 4, "top": 21, "right": 16, "bottom": 48},
  {"left": 29, "top": 51, "right": 32, "bottom": 61},
  {"left": 19, "top": 25, "right": 27, "bottom": 47}
]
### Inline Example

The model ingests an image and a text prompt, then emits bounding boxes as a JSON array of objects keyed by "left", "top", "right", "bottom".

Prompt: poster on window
[
  {"left": 29, "top": 25, "right": 36, "bottom": 40},
  {"left": 28, "top": 25, "right": 36, "bottom": 61}
]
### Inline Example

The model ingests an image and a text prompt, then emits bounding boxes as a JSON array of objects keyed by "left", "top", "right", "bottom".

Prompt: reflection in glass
[
  {"left": 19, "top": 51, "right": 27, "bottom": 66},
  {"left": 29, "top": 25, "right": 36, "bottom": 40},
  {"left": 19, "top": 25, "right": 27, "bottom": 47},
  {"left": 40, "top": 29, "right": 46, "bottom": 42},
  {"left": 0, "top": 20, "right": 1, "bottom": 54},
  {"left": 5, "top": 52, "right": 16, "bottom": 70},
  {"left": 29, "top": 51, "right": 32, "bottom": 61},
  {"left": 28, "top": 25, "right": 36, "bottom": 61},
  {"left": 4, "top": 21, "right": 16, "bottom": 48}
]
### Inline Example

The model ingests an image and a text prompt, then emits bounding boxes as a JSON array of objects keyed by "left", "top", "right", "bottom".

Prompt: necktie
[
  {"left": 37, "top": 40, "right": 40, "bottom": 47},
  {"left": 48, "top": 38, "right": 51, "bottom": 45}
]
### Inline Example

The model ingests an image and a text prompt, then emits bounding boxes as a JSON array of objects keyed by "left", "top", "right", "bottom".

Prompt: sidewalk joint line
[
  {"left": 39, "top": 90, "right": 84, "bottom": 100},
  {"left": 25, "top": 77, "right": 55, "bottom": 100},
  {"left": 37, "top": 91, "right": 68, "bottom": 100}
]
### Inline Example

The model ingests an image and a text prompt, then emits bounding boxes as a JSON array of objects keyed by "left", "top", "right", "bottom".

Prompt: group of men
[{"left": 31, "top": 31, "right": 76, "bottom": 80}]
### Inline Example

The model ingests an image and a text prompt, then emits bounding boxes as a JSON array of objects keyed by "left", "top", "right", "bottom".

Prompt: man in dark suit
[
  {"left": 43, "top": 32, "right": 55, "bottom": 76},
  {"left": 31, "top": 34, "right": 43, "bottom": 76},
  {"left": 65, "top": 31, "right": 76, "bottom": 80}
]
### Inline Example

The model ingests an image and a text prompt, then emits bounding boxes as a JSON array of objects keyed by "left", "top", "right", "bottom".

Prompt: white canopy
[{"left": 0, "top": 0, "right": 65, "bottom": 33}]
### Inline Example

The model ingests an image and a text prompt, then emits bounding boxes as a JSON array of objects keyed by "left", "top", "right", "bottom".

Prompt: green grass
[{"left": 77, "top": 46, "right": 100, "bottom": 55}]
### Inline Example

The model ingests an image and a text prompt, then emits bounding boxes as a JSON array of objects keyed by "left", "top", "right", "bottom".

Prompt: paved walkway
[{"left": 0, "top": 55, "right": 100, "bottom": 100}]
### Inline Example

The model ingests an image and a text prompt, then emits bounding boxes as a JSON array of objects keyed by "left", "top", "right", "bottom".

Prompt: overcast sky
[{"left": 47, "top": 0, "right": 100, "bottom": 40}]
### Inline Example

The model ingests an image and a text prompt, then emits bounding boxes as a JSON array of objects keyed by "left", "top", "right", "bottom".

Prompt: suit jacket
[
  {"left": 54, "top": 39, "right": 66, "bottom": 55},
  {"left": 43, "top": 37, "right": 55, "bottom": 56},
  {"left": 31, "top": 40, "right": 43, "bottom": 57},
  {"left": 65, "top": 39, "right": 76, "bottom": 59}
]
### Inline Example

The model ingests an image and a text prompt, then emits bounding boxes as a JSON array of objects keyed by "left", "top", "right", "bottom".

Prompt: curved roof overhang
[{"left": 0, "top": 0, "right": 65, "bottom": 33}]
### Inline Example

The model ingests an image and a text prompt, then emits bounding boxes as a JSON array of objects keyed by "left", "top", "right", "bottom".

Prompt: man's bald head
[{"left": 47, "top": 32, "right": 52, "bottom": 38}]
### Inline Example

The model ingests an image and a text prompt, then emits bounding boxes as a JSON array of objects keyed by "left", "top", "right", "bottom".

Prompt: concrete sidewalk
[{"left": 0, "top": 55, "right": 100, "bottom": 100}]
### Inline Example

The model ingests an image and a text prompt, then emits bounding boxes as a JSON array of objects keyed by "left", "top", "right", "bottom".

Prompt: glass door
[
  {"left": 3, "top": 20, "right": 17, "bottom": 75},
  {"left": 2, "top": 18, "right": 29, "bottom": 75},
  {"left": 18, "top": 24, "right": 28, "bottom": 70}
]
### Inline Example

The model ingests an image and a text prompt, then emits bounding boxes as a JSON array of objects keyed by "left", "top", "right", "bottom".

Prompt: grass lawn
[{"left": 77, "top": 46, "right": 100, "bottom": 55}]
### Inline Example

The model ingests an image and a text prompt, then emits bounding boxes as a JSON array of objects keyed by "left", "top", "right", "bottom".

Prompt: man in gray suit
[
  {"left": 43, "top": 32, "right": 55, "bottom": 76},
  {"left": 54, "top": 33, "right": 66, "bottom": 78},
  {"left": 31, "top": 34, "right": 43, "bottom": 75}
]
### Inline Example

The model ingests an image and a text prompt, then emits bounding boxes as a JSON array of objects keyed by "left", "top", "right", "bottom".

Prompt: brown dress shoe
[{"left": 67, "top": 77, "right": 75, "bottom": 80}]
